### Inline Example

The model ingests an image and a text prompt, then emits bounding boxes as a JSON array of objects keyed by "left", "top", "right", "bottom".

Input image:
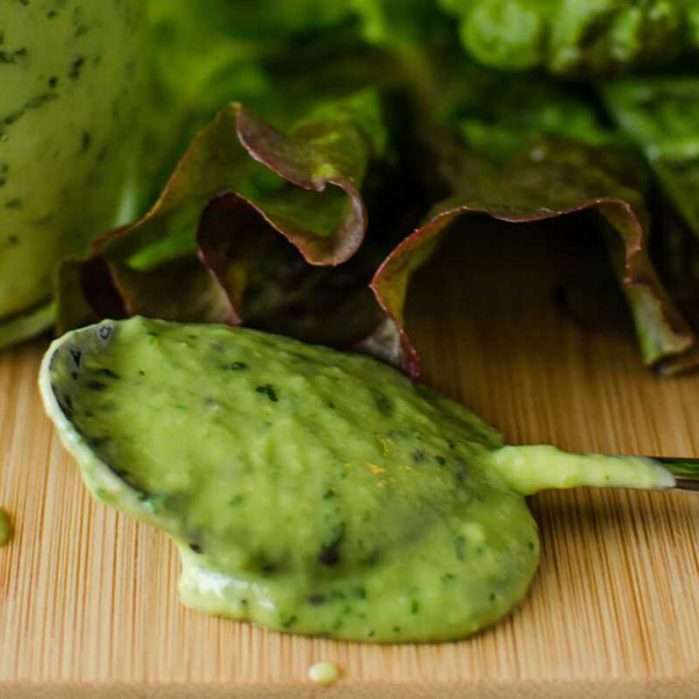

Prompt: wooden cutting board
[{"left": 2, "top": 222, "right": 699, "bottom": 697}]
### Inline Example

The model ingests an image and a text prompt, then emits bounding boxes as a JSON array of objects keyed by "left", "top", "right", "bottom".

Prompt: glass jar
[{"left": 0, "top": 0, "right": 146, "bottom": 346}]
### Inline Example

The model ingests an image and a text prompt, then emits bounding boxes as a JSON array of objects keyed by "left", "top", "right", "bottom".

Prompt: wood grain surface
[{"left": 1, "top": 221, "right": 699, "bottom": 697}]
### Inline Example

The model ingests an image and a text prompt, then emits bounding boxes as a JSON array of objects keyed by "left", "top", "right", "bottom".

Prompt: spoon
[{"left": 652, "top": 457, "right": 699, "bottom": 492}]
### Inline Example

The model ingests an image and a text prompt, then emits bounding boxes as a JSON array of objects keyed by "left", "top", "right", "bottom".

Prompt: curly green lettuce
[
  {"left": 7, "top": 0, "right": 698, "bottom": 378},
  {"left": 440, "top": 0, "right": 696, "bottom": 75},
  {"left": 58, "top": 89, "right": 401, "bottom": 356},
  {"left": 601, "top": 75, "right": 699, "bottom": 371},
  {"left": 602, "top": 76, "right": 699, "bottom": 237},
  {"left": 370, "top": 67, "right": 698, "bottom": 373},
  {"left": 140, "top": 0, "right": 367, "bottom": 205},
  {"left": 372, "top": 135, "right": 696, "bottom": 375}
]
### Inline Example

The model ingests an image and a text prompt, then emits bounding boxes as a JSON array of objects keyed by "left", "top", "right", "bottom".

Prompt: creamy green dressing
[
  {"left": 0, "top": 0, "right": 145, "bottom": 343},
  {"left": 40, "top": 317, "right": 675, "bottom": 642}
]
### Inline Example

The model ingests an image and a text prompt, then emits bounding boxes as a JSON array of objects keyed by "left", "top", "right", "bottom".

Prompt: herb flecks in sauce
[{"left": 40, "top": 318, "right": 675, "bottom": 642}]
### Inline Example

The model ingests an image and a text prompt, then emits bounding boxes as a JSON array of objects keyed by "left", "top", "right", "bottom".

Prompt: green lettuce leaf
[
  {"left": 48, "top": 3, "right": 699, "bottom": 379},
  {"left": 57, "top": 89, "right": 401, "bottom": 354},
  {"left": 601, "top": 76, "right": 699, "bottom": 236},
  {"left": 196, "top": 193, "right": 390, "bottom": 348},
  {"left": 444, "top": 72, "right": 616, "bottom": 163},
  {"left": 140, "top": 0, "right": 368, "bottom": 206},
  {"left": 372, "top": 134, "right": 696, "bottom": 375},
  {"left": 351, "top": 0, "right": 453, "bottom": 48},
  {"left": 440, "top": 0, "right": 693, "bottom": 75},
  {"left": 690, "top": 0, "right": 699, "bottom": 45},
  {"left": 601, "top": 75, "right": 699, "bottom": 372}
]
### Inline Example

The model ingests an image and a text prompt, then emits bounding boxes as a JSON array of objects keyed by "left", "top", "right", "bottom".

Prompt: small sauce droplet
[
  {"left": 307, "top": 660, "right": 341, "bottom": 686},
  {"left": 0, "top": 509, "right": 12, "bottom": 546}
]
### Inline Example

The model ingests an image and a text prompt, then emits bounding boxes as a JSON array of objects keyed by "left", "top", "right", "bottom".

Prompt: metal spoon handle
[{"left": 652, "top": 457, "right": 699, "bottom": 492}]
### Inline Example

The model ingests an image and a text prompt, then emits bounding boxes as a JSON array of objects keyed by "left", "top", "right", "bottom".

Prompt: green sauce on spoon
[{"left": 40, "top": 317, "right": 675, "bottom": 642}]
